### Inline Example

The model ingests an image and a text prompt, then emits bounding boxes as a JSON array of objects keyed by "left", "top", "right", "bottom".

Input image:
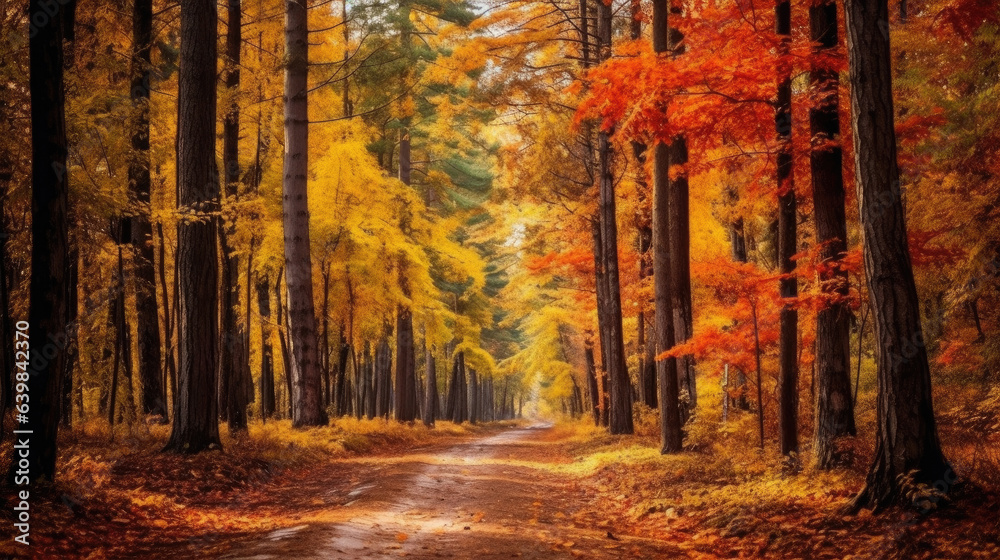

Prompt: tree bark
[
  {"left": 156, "top": 222, "right": 177, "bottom": 405},
  {"left": 258, "top": 278, "right": 276, "bottom": 418},
  {"left": 631, "top": 0, "right": 656, "bottom": 413},
  {"left": 651, "top": 0, "right": 683, "bottom": 454},
  {"left": 394, "top": 304, "right": 417, "bottom": 421},
  {"left": 844, "top": 0, "right": 950, "bottom": 511},
  {"left": 810, "top": 0, "right": 857, "bottom": 469},
  {"left": 775, "top": 0, "right": 800, "bottom": 456},
  {"left": 726, "top": 202, "right": 751, "bottom": 411},
  {"left": 594, "top": 0, "right": 633, "bottom": 436},
  {"left": 282, "top": 0, "right": 327, "bottom": 427},
  {"left": 164, "top": 0, "right": 222, "bottom": 454},
  {"left": 375, "top": 327, "right": 393, "bottom": 418},
  {"left": 276, "top": 269, "right": 293, "bottom": 418},
  {"left": 423, "top": 345, "right": 436, "bottom": 427},
  {"left": 218, "top": 0, "right": 250, "bottom": 433},
  {"left": 661, "top": 1, "right": 696, "bottom": 415},
  {"left": 468, "top": 367, "right": 479, "bottom": 424},
  {"left": 129, "top": 0, "right": 167, "bottom": 421},
  {"left": 10, "top": 0, "right": 73, "bottom": 483}
]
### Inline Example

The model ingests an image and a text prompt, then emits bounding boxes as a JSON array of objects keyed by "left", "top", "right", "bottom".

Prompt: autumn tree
[
  {"left": 594, "top": 0, "right": 632, "bottom": 435},
  {"left": 219, "top": 0, "right": 252, "bottom": 432},
  {"left": 809, "top": 0, "right": 857, "bottom": 469},
  {"left": 282, "top": 0, "right": 327, "bottom": 427},
  {"left": 164, "top": 0, "right": 222, "bottom": 454},
  {"left": 775, "top": 0, "right": 799, "bottom": 456},
  {"left": 128, "top": 0, "right": 167, "bottom": 422},
  {"left": 652, "top": 0, "right": 682, "bottom": 454},
  {"left": 12, "top": 0, "right": 74, "bottom": 482},
  {"left": 844, "top": 0, "right": 950, "bottom": 510},
  {"left": 666, "top": 0, "right": 696, "bottom": 416}
]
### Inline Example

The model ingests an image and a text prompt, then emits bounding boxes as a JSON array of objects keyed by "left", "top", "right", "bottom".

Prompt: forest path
[{"left": 221, "top": 424, "right": 682, "bottom": 559}]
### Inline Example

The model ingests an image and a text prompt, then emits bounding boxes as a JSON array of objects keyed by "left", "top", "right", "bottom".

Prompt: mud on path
[{"left": 221, "top": 425, "right": 681, "bottom": 559}]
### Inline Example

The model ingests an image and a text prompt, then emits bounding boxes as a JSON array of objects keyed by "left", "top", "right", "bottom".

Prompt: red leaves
[{"left": 936, "top": 0, "right": 1000, "bottom": 41}]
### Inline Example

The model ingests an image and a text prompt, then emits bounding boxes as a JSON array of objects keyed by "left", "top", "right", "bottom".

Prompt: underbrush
[{"left": 551, "top": 379, "right": 1000, "bottom": 559}]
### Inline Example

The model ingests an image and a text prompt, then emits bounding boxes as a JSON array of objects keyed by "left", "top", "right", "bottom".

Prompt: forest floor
[{"left": 3, "top": 414, "right": 1000, "bottom": 559}]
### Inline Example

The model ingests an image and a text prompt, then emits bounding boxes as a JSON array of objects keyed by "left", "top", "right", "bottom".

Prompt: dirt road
[{"left": 221, "top": 424, "right": 681, "bottom": 559}]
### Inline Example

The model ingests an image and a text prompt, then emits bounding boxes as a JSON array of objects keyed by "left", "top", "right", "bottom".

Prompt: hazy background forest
[{"left": 1, "top": 0, "right": 1000, "bottom": 557}]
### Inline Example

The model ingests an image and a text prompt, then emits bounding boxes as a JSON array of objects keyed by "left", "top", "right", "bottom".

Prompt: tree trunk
[
  {"left": 585, "top": 340, "right": 601, "bottom": 425},
  {"left": 321, "top": 268, "right": 331, "bottom": 409},
  {"left": 375, "top": 328, "right": 393, "bottom": 418},
  {"left": 775, "top": 0, "right": 799, "bottom": 457},
  {"left": 727, "top": 205, "right": 751, "bottom": 411},
  {"left": 590, "top": 220, "right": 611, "bottom": 427},
  {"left": 468, "top": 367, "right": 479, "bottom": 424},
  {"left": 844, "top": 0, "right": 950, "bottom": 511},
  {"left": 752, "top": 303, "right": 765, "bottom": 449},
  {"left": 60, "top": 242, "right": 79, "bottom": 428},
  {"left": 594, "top": 0, "right": 632, "bottom": 436},
  {"left": 10, "top": 0, "right": 73, "bottom": 483},
  {"left": 423, "top": 345, "right": 436, "bottom": 427},
  {"left": 338, "top": 334, "right": 352, "bottom": 416},
  {"left": 663, "top": 1, "right": 696, "bottom": 415},
  {"left": 276, "top": 268, "right": 293, "bottom": 419},
  {"left": 631, "top": 0, "right": 656, "bottom": 413},
  {"left": 258, "top": 278, "right": 276, "bottom": 418},
  {"left": 810, "top": 0, "right": 857, "bottom": 469},
  {"left": 164, "top": 0, "right": 222, "bottom": 454},
  {"left": 282, "top": 0, "right": 326, "bottom": 427},
  {"left": 219, "top": 0, "right": 249, "bottom": 434},
  {"left": 129, "top": 0, "right": 167, "bottom": 421},
  {"left": 363, "top": 342, "right": 375, "bottom": 418},
  {"left": 651, "top": 0, "right": 683, "bottom": 454},
  {"left": 156, "top": 222, "right": 177, "bottom": 407}
]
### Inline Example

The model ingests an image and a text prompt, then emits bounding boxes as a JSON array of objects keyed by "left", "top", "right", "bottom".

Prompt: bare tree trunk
[
  {"left": 631, "top": 0, "right": 656, "bottom": 412},
  {"left": 219, "top": 0, "right": 250, "bottom": 434},
  {"left": 594, "top": 0, "right": 633, "bottom": 436},
  {"left": 752, "top": 303, "right": 765, "bottom": 449},
  {"left": 845, "top": 0, "right": 950, "bottom": 511},
  {"left": 164, "top": 0, "right": 222, "bottom": 454},
  {"left": 275, "top": 269, "right": 293, "bottom": 419},
  {"left": 282, "top": 0, "right": 326, "bottom": 427},
  {"left": 155, "top": 223, "right": 177, "bottom": 409},
  {"left": 60, "top": 242, "right": 79, "bottom": 428},
  {"left": 775, "top": 0, "right": 799, "bottom": 456},
  {"left": 10, "top": 0, "right": 73, "bottom": 483},
  {"left": 810, "top": 0, "right": 857, "bottom": 469},
  {"left": 468, "top": 367, "right": 479, "bottom": 424},
  {"left": 258, "top": 278, "right": 276, "bottom": 418},
  {"left": 423, "top": 344, "right": 436, "bottom": 427},
  {"left": 585, "top": 340, "right": 601, "bottom": 425},
  {"left": 130, "top": 0, "right": 167, "bottom": 421},
  {"left": 321, "top": 265, "right": 331, "bottom": 409},
  {"left": 375, "top": 327, "right": 393, "bottom": 418},
  {"left": 664, "top": 0, "right": 696, "bottom": 415},
  {"left": 652, "top": 0, "right": 683, "bottom": 454}
]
